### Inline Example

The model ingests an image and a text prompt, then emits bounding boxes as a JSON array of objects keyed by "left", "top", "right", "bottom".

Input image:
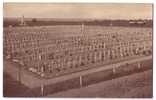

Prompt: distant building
[
  {"left": 137, "top": 21, "right": 145, "bottom": 24},
  {"left": 129, "top": 21, "right": 135, "bottom": 24},
  {"left": 129, "top": 20, "right": 146, "bottom": 25}
]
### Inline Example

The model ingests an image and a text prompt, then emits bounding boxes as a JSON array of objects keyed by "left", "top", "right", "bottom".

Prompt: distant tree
[{"left": 32, "top": 18, "right": 37, "bottom": 22}]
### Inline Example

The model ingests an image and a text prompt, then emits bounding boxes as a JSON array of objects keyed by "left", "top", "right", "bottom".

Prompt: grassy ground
[
  {"left": 3, "top": 67, "right": 152, "bottom": 97},
  {"left": 3, "top": 73, "right": 39, "bottom": 97},
  {"left": 49, "top": 69, "right": 153, "bottom": 98}
]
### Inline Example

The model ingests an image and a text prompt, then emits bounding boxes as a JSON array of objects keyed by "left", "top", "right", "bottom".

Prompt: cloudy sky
[{"left": 4, "top": 3, "right": 153, "bottom": 19}]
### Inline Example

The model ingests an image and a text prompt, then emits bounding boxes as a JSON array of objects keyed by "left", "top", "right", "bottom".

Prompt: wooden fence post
[{"left": 80, "top": 76, "right": 83, "bottom": 88}]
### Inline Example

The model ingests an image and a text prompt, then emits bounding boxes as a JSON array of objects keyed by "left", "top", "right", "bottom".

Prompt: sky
[{"left": 3, "top": 3, "right": 153, "bottom": 19}]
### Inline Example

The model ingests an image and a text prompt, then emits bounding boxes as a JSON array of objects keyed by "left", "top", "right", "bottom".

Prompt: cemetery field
[
  {"left": 4, "top": 25, "right": 152, "bottom": 78},
  {"left": 3, "top": 25, "right": 153, "bottom": 97}
]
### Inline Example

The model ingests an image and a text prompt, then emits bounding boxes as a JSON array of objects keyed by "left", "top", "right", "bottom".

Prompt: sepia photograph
[{"left": 3, "top": 3, "right": 153, "bottom": 98}]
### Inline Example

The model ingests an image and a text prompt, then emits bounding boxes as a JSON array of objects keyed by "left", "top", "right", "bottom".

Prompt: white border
[
  {"left": 3, "top": 0, "right": 155, "bottom": 3},
  {"left": 1, "top": 0, "right": 155, "bottom": 100},
  {"left": 0, "top": 0, "right": 3, "bottom": 99}
]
